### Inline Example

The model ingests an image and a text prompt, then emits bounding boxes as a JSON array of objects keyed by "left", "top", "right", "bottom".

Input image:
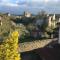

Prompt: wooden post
[
  {"left": 58, "top": 18, "right": 60, "bottom": 44},
  {"left": 58, "top": 27, "right": 60, "bottom": 44}
]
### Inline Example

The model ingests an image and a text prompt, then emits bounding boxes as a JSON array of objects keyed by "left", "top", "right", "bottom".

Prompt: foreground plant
[{"left": 0, "top": 31, "right": 21, "bottom": 60}]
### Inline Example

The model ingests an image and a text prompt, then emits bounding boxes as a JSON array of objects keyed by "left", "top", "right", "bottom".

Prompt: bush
[{"left": 0, "top": 31, "right": 21, "bottom": 60}]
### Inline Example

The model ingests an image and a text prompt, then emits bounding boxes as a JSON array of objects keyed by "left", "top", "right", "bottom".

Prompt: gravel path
[{"left": 19, "top": 38, "right": 57, "bottom": 52}]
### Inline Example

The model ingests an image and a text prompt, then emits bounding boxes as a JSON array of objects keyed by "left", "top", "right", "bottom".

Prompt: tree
[
  {"left": 36, "top": 10, "right": 47, "bottom": 19},
  {"left": 0, "top": 31, "right": 21, "bottom": 60}
]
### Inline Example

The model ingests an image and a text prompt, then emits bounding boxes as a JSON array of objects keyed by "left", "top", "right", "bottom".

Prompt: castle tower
[
  {"left": 53, "top": 14, "right": 55, "bottom": 20},
  {"left": 24, "top": 12, "right": 31, "bottom": 17},
  {"left": 48, "top": 16, "right": 52, "bottom": 27}
]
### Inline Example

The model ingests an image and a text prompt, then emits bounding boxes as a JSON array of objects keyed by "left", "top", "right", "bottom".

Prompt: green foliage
[
  {"left": 0, "top": 17, "right": 12, "bottom": 35},
  {"left": 27, "top": 23, "right": 36, "bottom": 31}
]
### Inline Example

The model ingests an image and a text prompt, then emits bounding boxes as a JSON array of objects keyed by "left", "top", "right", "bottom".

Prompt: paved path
[{"left": 19, "top": 38, "right": 57, "bottom": 52}]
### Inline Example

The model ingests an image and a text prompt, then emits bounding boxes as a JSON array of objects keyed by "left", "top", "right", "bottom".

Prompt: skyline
[{"left": 0, "top": 0, "right": 60, "bottom": 15}]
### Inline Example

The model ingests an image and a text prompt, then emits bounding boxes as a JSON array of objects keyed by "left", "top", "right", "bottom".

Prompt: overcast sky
[{"left": 0, "top": 0, "right": 60, "bottom": 14}]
